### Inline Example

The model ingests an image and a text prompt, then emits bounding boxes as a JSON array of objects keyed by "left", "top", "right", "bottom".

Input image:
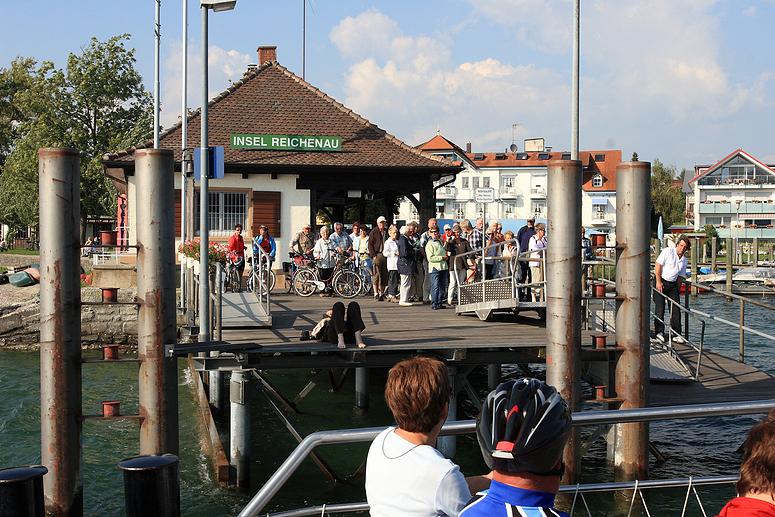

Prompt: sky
[{"left": 3, "top": 0, "right": 775, "bottom": 172}]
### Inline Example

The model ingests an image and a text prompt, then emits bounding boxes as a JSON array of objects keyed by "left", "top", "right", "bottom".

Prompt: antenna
[
  {"left": 302, "top": 0, "right": 306, "bottom": 80},
  {"left": 511, "top": 122, "right": 521, "bottom": 146}
]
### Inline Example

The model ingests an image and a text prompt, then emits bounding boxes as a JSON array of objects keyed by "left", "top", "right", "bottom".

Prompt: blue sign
[{"left": 193, "top": 146, "right": 225, "bottom": 180}]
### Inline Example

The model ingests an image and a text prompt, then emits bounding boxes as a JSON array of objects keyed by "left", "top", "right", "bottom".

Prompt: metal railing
[
  {"left": 238, "top": 399, "right": 775, "bottom": 517},
  {"left": 452, "top": 238, "right": 547, "bottom": 306},
  {"left": 266, "top": 475, "right": 740, "bottom": 517},
  {"left": 251, "top": 245, "right": 272, "bottom": 318}
]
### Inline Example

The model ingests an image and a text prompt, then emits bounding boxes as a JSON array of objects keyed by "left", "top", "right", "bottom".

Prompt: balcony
[
  {"left": 436, "top": 186, "right": 458, "bottom": 199},
  {"left": 699, "top": 201, "right": 775, "bottom": 214},
  {"left": 529, "top": 187, "right": 546, "bottom": 198},
  {"left": 500, "top": 186, "right": 521, "bottom": 199},
  {"left": 716, "top": 226, "right": 775, "bottom": 239},
  {"left": 590, "top": 212, "right": 614, "bottom": 226}
]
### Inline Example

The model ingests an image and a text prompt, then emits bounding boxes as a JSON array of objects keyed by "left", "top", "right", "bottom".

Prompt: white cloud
[
  {"left": 160, "top": 42, "right": 250, "bottom": 129},
  {"left": 329, "top": 10, "right": 568, "bottom": 152},
  {"left": 742, "top": 5, "right": 757, "bottom": 16}
]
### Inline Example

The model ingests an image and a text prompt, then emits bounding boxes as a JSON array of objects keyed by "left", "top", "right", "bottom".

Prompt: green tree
[
  {"left": 651, "top": 158, "right": 686, "bottom": 230},
  {"left": 0, "top": 34, "right": 152, "bottom": 238}
]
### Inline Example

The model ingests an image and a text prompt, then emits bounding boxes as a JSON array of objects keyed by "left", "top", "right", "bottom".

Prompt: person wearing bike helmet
[{"left": 460, "top": 378, "right": 572, "bottom": 517}]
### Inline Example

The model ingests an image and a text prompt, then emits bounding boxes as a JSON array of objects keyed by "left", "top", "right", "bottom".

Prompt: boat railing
[{"left": 237, "top": 399, "right": 775, "bottom": 517}]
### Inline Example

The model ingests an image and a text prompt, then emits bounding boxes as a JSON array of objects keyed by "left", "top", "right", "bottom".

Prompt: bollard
[
  {"left": 102, "top": 401, "right": 121, "bottom": 418},
  {"left": 118, "top": 454, "right": 180, "bottom": 517},
  {"left": 595, "top": 386, "right": 607, "bottom": 400},
  {"left": 437, "top": 367, "right": 457, "bottom": 459},
  {"left": 135, "top": 149, "right": 179, "bottom": 456},
  {"left": 354, "top": 368, "right": 369, "bottom": 411},
  {"left": 0, "top": 466, "right": 48, "bottom": 517},
  {"left": 38, "top": 148, "right": 83, "bottom": 516},
  {"left": 592, "top": 333, "right": 607, "bottom": 349},
  {"left": 230, "top": 370, "right": 252, "bottom": 489},
  {"left": 546, "top": 160, "right": 582, "bottom": 483},
  {"left": 103, "top": 345, "right": 120, "bottom": 361},
  {"left": 592, "top": 283, "right": 606, "bottom": 298},
  {"left": 612, "top": 161, "right": 651, "bottom": 481}
]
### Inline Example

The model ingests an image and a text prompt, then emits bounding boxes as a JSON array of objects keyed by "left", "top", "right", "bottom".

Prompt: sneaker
[
  {"left": 399, "top": 302, "right": 413, "bottom": 307},
  {"left": 673, "top": 335, "right": 686, "bottom": 344},
  {"left": 655, "top": 333, "right": 666, "bottom": 343},
  {"left": 378, "top": 295, "right": 384, "bottom": 301}
]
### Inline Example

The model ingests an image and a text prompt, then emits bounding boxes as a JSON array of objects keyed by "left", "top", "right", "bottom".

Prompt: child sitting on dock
[
  {"left": 365, "top": 357, "right": 491, "bottom": 516},
  {"left": 310, "top": 301, "right": 366, "bottom": 349}
]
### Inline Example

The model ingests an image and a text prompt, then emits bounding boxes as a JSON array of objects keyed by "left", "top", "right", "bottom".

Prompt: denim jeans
[{"left": 430, "top": 270, "right": 448, "bottom": 308}]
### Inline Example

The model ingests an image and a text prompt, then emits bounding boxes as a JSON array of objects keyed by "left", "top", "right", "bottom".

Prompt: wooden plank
[{"left": 221, "top": 291, "right": 272, "bottom": 328}]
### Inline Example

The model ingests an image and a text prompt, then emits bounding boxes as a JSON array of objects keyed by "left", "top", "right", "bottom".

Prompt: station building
[
  {"left": 102, "top": 46, "right": 459, "bottom": 262},
  {"left": 688, "top": 148, "right": 775, "bottom": 240},
  {"left": 398, "top": 133, "right": 621, "bottom": 239}
]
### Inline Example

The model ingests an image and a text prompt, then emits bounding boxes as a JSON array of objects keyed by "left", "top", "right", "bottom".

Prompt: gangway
[{"left": 453, "top": 241, "right": 546, "bottom": 321}]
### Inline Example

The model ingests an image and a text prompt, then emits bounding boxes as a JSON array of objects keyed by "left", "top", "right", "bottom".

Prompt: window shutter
[
  {"left": 252, "top": 191, "right": 281, "bottom": 237},
  {"left": 174, "top": 189, "right": 182, "bottom": 237}
]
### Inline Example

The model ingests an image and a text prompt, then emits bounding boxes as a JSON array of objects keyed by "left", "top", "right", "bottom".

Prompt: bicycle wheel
[
  {"left": 227, "top": 268, "right": 240, "bottom": 293},
  {"left": 359, "top": 267, "right": 372, "bottom": 296},
  {"left": 293, "top": 268, "right": 317, "bottom": 297},
  {"left": 332, "top": 270, "right": 362, "bottom": 299}
]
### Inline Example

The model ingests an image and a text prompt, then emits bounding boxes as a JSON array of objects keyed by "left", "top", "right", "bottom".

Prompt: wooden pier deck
[{"left": 183, "top": 292, "right": 775, "bottom": 407}]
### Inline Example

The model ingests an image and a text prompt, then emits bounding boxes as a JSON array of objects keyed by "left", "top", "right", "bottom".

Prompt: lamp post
[{"left": 198, "top": 0, "right": 236, "bottom": 344}]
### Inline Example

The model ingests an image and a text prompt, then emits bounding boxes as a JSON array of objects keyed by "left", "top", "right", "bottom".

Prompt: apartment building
[{"left": 689, "top": 149, "right": 775, "bottom": 239}]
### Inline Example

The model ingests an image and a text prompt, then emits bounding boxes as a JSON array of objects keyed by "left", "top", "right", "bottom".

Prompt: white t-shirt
[
  {"left": 656, "top": 246, "right": 687, "bottom": 282},
  {"left": 365, "top": 427, "right": 470, "bottom": 517}
]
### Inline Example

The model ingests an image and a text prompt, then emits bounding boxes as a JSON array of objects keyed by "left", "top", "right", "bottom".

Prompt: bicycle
[
  {"left": 225, "top": 253, "right": 244, "bottom": 293},
  {"left": 286, "top": 251, "right": 314, "bottom": 293},
  {"left": 293, "top": 252, "right": 362, "bottom": 298},
  {"left": 354, "top": 255, "right": 373, "bottom": 296},
  {"left": 246, "top": 256, "right": 276, "bottom": 294}
]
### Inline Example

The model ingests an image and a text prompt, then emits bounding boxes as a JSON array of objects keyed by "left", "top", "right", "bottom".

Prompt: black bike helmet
[{"left": 476, "top": 378, "right": 572, "bottom": 476}]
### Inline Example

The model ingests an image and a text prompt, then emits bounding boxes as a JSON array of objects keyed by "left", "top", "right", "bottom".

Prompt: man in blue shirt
[{"left": 460, "top": 378, "right": 572, "bottom": 517}]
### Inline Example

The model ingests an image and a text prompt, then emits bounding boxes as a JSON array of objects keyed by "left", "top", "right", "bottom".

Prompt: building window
[
  {"left": 594, "top": 154, "right": 605, "bottom": 161},
  {"left": 594, "top": 205, "right": 606, "bottom": 218},
  {"left": 592, "top": 174, "right": 604, "bottom": 187},
  {"left": 502, "top": 176, "right": 514, "bottom": 188},
  {"left": 705, "top": 217, "right": 723, "bottom": 226},
  {"left": 482, "top": 177, "right": 490, "bottom": 188},
  {"left": 475, "top": 203, "right": 486, "bottom": 216},
  {"left": 462, "top": 177, "right": 469, "bottom": 189},
  {"left": 532, "top": 201, "right": 546, "bottom": 217},
  {"left": 472, "top": 177, "right": 480, "bottom": 189},
  {"left": 195, "top": 191, "right": 248, "bottom": 236},
  {"left": 503, "top": 202, "right": 517, "bottom": 217}
]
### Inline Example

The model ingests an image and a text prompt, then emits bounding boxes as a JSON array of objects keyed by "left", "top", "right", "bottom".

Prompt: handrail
[
  {"left": 237, "top": 399, "right": 775, "bottom": 517},
  {"left": 252, "top": 245, "right": 272, "bottom": 317},
  {"left": 267, "top": 475, "right": 740, "bottom": 517}
]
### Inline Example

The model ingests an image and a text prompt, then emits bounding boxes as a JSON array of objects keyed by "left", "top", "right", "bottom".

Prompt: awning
[{"left": 591, "top": 197, "right": 608, "bottom": 205}]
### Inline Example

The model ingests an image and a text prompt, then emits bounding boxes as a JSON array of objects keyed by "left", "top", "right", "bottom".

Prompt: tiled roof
[
  {"left": 463, "top": 150, "right": 621, "bottom": 191},
  {"left": 419, "top": 134, "right": 459, "bottom": 152},
  {"left": 103, "top": 62, "right": 454, "bottom": 171}
]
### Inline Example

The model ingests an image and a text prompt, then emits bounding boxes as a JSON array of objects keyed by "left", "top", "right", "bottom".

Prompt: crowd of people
[
  {"left": 365, "top": 356, "right": 775, "bottom": 517},
  {"left": 285, "top": 215, "right": 556, "bottom": 307}
]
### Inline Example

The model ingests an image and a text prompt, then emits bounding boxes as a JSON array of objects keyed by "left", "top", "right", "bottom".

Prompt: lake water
[{"left": 0, "top": 295, "right": 772, "bottom": 516}]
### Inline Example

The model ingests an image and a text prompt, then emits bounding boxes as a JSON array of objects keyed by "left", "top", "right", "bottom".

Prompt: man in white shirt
[
  {"left": 366, "top": 357, "right": 491, "bottom": 516},
  {"left": 654, "top": 236, "right": 690, "bottom": 343}
]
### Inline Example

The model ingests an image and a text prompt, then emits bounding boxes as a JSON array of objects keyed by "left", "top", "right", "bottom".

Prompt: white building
[
  {"left": 689, "top": 148, "right": 775, "bottom": 240},
  {"left": 398, "top": 134, "right": 621, "bottom": 239}
]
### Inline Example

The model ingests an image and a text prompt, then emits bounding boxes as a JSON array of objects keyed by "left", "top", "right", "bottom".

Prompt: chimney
[
  {"left": 465, "top": 141, "right": 472, "bottom": 153},
  {"left": 257, "top": 46, "right": 277, "bottom": 66}
]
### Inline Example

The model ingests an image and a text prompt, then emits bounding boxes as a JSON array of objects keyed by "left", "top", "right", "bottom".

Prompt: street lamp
[{"left": 199, "top": 0, "right": 236, "bottom": 343}]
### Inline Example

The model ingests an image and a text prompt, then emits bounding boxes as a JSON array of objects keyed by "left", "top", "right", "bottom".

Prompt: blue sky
[{"left": 4, "top": 0, "right": 775, "bottom": 171}]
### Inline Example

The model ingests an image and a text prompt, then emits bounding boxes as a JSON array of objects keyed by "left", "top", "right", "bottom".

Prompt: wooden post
[
  {"left": 753, "top": 237, "right": 759, "bottom": 267},
  {"left": 691, "top": 238, "right": 699, "bottom": 296},
  {"left": 738, "top": 299, "right": 745, "bottom": 363},
  {"left": 711, "top": 237, "right": 717, "bottom": 273},
  {"left": 726, "top": 238, "right": 733, "bottom": 295}
]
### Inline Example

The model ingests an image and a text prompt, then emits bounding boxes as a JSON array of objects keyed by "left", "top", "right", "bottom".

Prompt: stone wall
[{"left": 0, "top": 287, "right": 138, "bottom": 351}]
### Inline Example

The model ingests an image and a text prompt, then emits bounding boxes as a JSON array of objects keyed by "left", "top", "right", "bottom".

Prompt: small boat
[{"left": 698, "top": 266, "right": 775, "bottom": 295}]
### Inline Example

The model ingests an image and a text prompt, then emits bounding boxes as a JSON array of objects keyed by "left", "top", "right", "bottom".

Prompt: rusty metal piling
[
  {"left": 39, "top": 148, "right": 83, "bottom": 516},
  {"left": 546, "top": 159, "right": 582, "bottom": 481},
  {"left": 136, "top": 149, "right": 179, "bottom": 455},
  {"left": 611, "top": 161, "right": 651, "bottom": 480}
]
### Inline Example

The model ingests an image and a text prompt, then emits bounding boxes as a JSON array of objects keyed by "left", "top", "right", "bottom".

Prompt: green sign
[{"left": 230, "top": 133, "right": 342, "bottom": 152}]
